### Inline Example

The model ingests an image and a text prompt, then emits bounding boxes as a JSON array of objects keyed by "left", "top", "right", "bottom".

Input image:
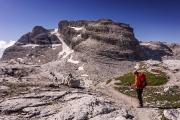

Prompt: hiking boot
[{"left": 137, "top": 105, "right": 143, "bottom": 108}]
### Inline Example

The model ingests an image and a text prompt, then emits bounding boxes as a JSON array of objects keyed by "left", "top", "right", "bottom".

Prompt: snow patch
[
  {"left": 78, "top": 64, "right": 84, "bottom": 71},
  {"left": 115, "top": 116, "right": 126, "bottom": 120},
  {"left": 67, "top": 55, "right": 79, "bottom": 64},
  {"left": 52, "top": 44, "right": 61, "bottom": 50},
  {"left": 51, "top": 29, "right": 74, "bottom": 59},
  {"left": 145, "top": 60, "right": 161, "bottom": 65},
  {"left": 73, "top": 34, "right": 82, "bottom": 41},
  {"left": 77, "top": 34, "right": 81, "bottom": 37},
  {"left": 81, "top": 74, "right": 88, "bottom": 77},
  {"left": 22, "top": 44, "right": 39, "bottom": 48},
  {"left": 140, "top": 42, "right": 158, "bottom": 47},
  {"left": 70, "top": 27, "right": 84, "bottom": 31},
  {"left": 17, "top": 58, "right": 24, "bottom": 63}
]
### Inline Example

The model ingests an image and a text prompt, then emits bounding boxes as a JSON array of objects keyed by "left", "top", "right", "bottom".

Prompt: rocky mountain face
[
  {"left": 168, "top": 43, "right": 180, "bottom": 59},
  {"left": 1, "top": 19, "right": 179, "bottom": 83},
  {"left": 140, "top": 41, "right": 174, "bottom": 60},
  {"left": 2, "top": 19, "right": 141, "bottom": 63},
  {"left": 1, "top": 19, "right": 143, "bottom": 83},
  {"left": 2, "top": 19, "right": 179, "bottom": 64},
  {"left": 1, "top": 26, "right": 62, "bottom": 64},
  {"left": 58, "top": 19, "right": 141, "bottom": 60}
]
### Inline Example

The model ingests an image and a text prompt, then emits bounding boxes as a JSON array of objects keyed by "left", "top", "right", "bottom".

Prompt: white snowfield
[
  {"left": 52, "top": 44, "right": 61, "bottom": 50},
  {"left": 78, "top": 65, "right": 84, "bottom": 71},
  {"left": 51, "top": 29, "right": 74, "bottom": 59},
  {"left": 70, "top": 26, "right": 84, "bottom": 31},
  {"left": 67, "top": 55, "right": 79, "bottom": 64},
  {"left": 72, "top": 34, "right": 82, "bottom": 41},
  {"left": 140, "top": 42, "right": 158, "bottom": 47},
  {"left": 81, "top": 74, "right": 88, "bottom": 77},
  {"left": 22, "top": 44, "right": 39, "bottom": 48},
  {"left": 145, "top": 60, "right": 161, "bottom": 65}
]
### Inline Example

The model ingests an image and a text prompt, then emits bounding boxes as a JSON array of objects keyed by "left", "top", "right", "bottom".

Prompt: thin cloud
[{"left": 0, "top": 40, "right": 15, "bottom": 58}]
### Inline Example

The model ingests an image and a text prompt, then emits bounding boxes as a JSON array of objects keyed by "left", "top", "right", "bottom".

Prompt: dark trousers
[{"left": 136, "top": 89, "right": 143, "bottom": 107}]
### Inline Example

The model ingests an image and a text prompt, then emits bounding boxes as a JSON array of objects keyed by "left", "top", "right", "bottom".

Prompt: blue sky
[{"left": 0, "top": 0, "right": 180, "bottom": 44}]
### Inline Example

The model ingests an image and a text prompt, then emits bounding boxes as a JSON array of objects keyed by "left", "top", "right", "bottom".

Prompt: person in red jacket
[{"left": 133, "top": 70, "right": 147, "bottom": 107}]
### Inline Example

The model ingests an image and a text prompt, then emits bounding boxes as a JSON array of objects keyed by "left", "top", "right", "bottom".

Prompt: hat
[
  {"left": 138, "top": 69, "right": 145, "bottom": 73},
  {"left": 133, "top": 70, "right": 138, "bottom": 74}
]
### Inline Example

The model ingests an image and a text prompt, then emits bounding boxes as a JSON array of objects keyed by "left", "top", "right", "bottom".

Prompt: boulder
[{"left": 62, "top": 73, "right": 80, "bottom": 88}]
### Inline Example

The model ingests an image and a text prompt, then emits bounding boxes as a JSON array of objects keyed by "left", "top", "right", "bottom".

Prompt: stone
[{"left": 164, "top": 109, "right": 180, "bottom": 120}]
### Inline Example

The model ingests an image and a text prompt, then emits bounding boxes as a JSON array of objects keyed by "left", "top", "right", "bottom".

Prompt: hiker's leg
[
  {"left": 136, "top": 89, "right": 143, "bottom": 107},
  {"left": 139, "top": 89, "right": 143, "bottom": 107},
  {"left": 136, "top": 89, "right": 140, "bottom": 105}
]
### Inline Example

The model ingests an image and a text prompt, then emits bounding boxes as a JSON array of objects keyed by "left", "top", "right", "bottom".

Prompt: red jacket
[{"left": 135, "top": 73, "right": 146, "bottom": 89}]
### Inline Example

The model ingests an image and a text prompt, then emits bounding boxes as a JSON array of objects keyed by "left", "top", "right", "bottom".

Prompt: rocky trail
[{"left": 94, "top": 80, "right": 161, "bottom": 120}]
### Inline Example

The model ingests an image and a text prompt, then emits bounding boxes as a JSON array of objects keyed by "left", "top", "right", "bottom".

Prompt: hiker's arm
[
  {"left": 131, "top": 75, "right": 137, "bottom": 88},
  {"left": 134, "top": 76, "right": 138, "bottom": 86}
]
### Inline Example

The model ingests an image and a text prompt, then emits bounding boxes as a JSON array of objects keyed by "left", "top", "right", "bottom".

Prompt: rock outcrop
[
  {"left": 168, "top": 43, "right": 180, "bottom": 60},
  {"left": 0, "top": 81, "right": 133, "bottom": 120},
  {"left": 59, "top": 19, "right": 141, "bottom": 60},
  {"left": 1, "top": 26, "right": 62, "bottom": 64},
  {"left": 1, "top": 19, "right": 141, "bottom": 83},
  {"left": 2, "top": 19, "right": 141, "bottom": 64},
  {"left": 140, "top": 41, "right": 173, "bottom": 60}
]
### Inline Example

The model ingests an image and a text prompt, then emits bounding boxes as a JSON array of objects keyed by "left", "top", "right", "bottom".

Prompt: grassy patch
[
  {"left": 114, "top": 86, "right": 180, "bottom": 108},
  {"left": 113, "top": 69, "right": 180, "bottom": 108},
  {"left": 115, "top": 71, "right": 168, "bottom": 86}
]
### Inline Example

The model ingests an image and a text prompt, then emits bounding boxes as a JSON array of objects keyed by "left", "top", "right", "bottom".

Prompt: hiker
[{"left": 132, "top": 70, "right": 147, "bottom": 107}]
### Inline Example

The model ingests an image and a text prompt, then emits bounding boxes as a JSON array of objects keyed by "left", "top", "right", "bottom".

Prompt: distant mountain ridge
[
  {"left": 1, "top": 19, "right": 180, "bottom": 63},
  {"left": 1, "top": 19, "right": 140, "bottom": 63}
]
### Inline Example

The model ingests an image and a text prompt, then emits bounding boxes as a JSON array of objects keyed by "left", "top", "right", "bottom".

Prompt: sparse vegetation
[
  {"left": 114, "top": 69, "right": 180, "bottom": 108},
  {"left": 114, "top": 85, "right": 180, "bottom": 108},
  {"left": 115, "top": 71, "right": 168, "bottom": 86}
]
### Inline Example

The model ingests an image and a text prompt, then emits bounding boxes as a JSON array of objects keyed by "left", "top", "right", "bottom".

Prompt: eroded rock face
[
  {"left": 58, "top": 19, "right": 141, "bottom": 60},
  {"left": 15, "top": 26, "right": 58, "bottom": 45},
  {"left": 169, "top": 43, "right": 180, "bottom": 60},
  {"left": 2, "top": 19, "right": 142, "bottom": 64},
  {"left": 140, "top": 41, "right": 173, "bottom": 60},
  {"left": 1, "top": 26, "right": 62, "bottom": 64},
  {"left": 1, "top": 19, "right": 140, "bottom": 82}
]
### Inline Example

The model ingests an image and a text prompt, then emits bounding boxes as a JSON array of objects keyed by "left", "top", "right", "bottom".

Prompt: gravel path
[{"left": 94, "top": 80, "right": 161, "bottom": 120}]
